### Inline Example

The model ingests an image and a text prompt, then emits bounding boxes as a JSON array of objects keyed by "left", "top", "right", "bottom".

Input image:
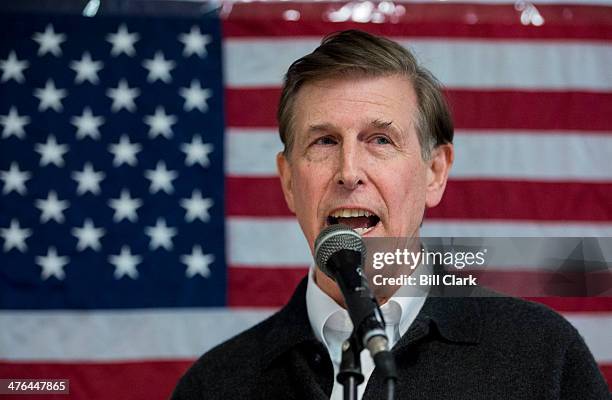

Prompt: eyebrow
[
  {"left": 306, "top": 119, "right": 399, "bottom": 135},
  {"left": 306, "top": 123, "right": 338, "bottom": 134},
  {"left": 370, "top": 119, "right": 394, "bottom": 131}
]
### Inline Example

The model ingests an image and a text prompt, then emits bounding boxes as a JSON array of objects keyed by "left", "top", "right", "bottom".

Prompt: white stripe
[
  {"left": 228, "top": 218, "right": 612, "bottom": 266},
  {"left": 224, "top": 39, "right": 612, "bottom": 90},
  {"left": 422, "top": 220, "right": 612, "bottom": 237},
  {"left": 407, "top": 237, "right": 612, "bottom": 271},
  {"left": 452, "top": 132, "right": 612, "bottom": 181},
  {"left": 228, "top": 217, "right": 312, "bottom": 265},
  {"left": 0, "top": 310, "right": 610, "bottom": 362},
  {"left": 226, "top": 128, "right": 612, "bottom": 181},
  {"left": 0, "top": 309, "right": 273, "bottom": 361},
  {"left": 566, "top": 313, "right": 612, "bottom": 363},
  {"left": 226, "top": 129, "right": 283, "bottom": 177}
]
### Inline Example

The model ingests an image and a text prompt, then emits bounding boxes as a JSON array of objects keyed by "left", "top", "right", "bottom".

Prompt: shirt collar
[
  {"left": 261, "top": 269, "right": 483, "bottom": 369},
  {"left": 306, "top": 265, "right": 429, "bottom": 350},
  {"left": 306, "top": 266, "right": 340, "bottom": 345}
]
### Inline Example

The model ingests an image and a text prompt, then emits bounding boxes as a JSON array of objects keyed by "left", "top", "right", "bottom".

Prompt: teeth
[
  {"left": 354, "top": 227, "right": 374, "bottom": 235},
  {"left": 331, "top": 209, "right": 373, "bottom": 218}
]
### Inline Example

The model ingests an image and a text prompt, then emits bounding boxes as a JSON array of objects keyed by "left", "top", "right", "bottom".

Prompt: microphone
[{"left": 314, "top": 224, "right": 397, "bottom": 381}]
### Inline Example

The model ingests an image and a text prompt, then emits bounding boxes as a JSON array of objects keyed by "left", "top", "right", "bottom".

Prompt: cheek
[
  {"left": 291, "top": 164, "right": 328, "bottom": 211},
  {"left": 383, "top": 163, "right": 428, "bottom": 216},
  {"left": 290, "top": 165, "right": 332, "bottom": 249}
]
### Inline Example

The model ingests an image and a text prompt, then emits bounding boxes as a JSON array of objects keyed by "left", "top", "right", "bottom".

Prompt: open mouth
[{"left": 326, "top": 208, "right": 381, "bottom": 235}]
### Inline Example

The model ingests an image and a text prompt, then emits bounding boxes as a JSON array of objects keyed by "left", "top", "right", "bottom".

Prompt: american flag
[{"left": 1, "top": 3, "right": 611, "bottom": 398}]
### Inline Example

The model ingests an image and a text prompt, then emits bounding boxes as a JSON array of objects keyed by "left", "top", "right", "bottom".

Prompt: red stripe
[
  {"left": 226, "top": 177, "right": 291, "bottom": 217},
  {"left": 225, "top": 88, "right": 280, "bottom": 127},
  {"left": 224, "top": 21, "right": 612, "bottom": 41},
  {"left": 528, "top": 297, "right": 612, "bottom": 313},
  {"left": 228, "top": 266, "right": 307, "bottom": 307},
  {"left": 0, "top": 360, "right": 610, "bottom": 396},
  {"left": 226, "top": 177, "right": 612, "bottom": 221},
  {"left": 223, "top": 4, "right": 612, "bottom": 40},
  {"left": 226, "top": 88, "right": 612, "bottom": 132},
  {"left": 434, "top": 180, "right": 612, "bottom": 221},
  {"left": 0, "top": 360, "right": 191, "bottom": 400},
  {"left": 601, "top": 364, "right": 612, "bottom": 388},
  {"left": 228, "top": 266, "right": 612, "bottom": 312},
  {"left": 447, "top": 90, "right": 612, "bottom": 132}
]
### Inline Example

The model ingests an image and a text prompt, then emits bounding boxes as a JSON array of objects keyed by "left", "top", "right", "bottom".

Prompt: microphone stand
[{"left": 337, "top": 335, "right": 364, "bottom": 400}]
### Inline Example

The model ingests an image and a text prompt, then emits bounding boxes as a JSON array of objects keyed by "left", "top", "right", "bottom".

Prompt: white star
[
  {"left": 70, "top": 52, "right": 103, "bottom": 84},
  {"left": 106, "top": 79, "right": 139, "bottom": 112},
  {"left": 1, "top": 162, "right": 31, "bottom": 195},
  {"left": 34, "top": 79, "right": 67, "bottom": 112},
  {"left": 72, "top": 162, "right": 105, "bottom": 195},
  {"left": 32, "top": 24, "right": 66, "bottom": 57},
  {"left": 36, "top": 247, "right": 69, "bottom": 280},
  {"left": 181, "top": 135, "right": 214, "bottom": 167},
  {"left": 35, "top": 134, "right": 69, "bottom": 167},
  {"left": 0, "top": 51, "right": 29, "bottom": 83},
  {"left": 179, "top": 80, "right": 212, "bottom": 112},
  {"left": 72, "top": 218, "right": 105, "bottom": 251},
  {"left": 143, "top": 107, "right": 176, "bottom": 139},
  {"left": 108, "top": 134, "right": 141, "bottom": 167},
  {"left": 144, "top": 161, "right": 178, "bottom": 194},
  {"left": 0, "top": 107, "right": 30, "bottom": 139},
  {"left": 180, "top": 190, "right": 213, "bottom": 223},
  {"left": 181, "top": 245, "right": 213, "bottom": 278},
  {"left": 108, "top": 189, "right": 142, "bottom": 222},
  {"left": 1, "top": 219, "right": 32, "bottom": 252},
  {"left": 35, "top": 191, "right": 70, "bottom": 224},
  {"left": 145, "top": 218, "right": 177, "bottom": 251},
  {"left": 108, "top": 246, "right": 141, "bottom": 279},
  {"left": 71, "top": 107, "right": 105, "bottom": 140},
  {"left": 178, "top": 26, "right": 212, "bottom": 58},
  {"left": 142, "top": 52, "right": 175, "bottom": 83},
  {"left": 106, "top": 24, "right": 139, "bottom": 57}
]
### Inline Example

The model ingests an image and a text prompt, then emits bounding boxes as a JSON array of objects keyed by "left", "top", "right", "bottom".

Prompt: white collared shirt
[{"left": 306, "top": 266, "right": 429, "bottom": 400}]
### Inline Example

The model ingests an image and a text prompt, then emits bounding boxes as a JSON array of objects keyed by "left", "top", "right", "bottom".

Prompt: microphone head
[{"left": 314, "top": 224, "right": 366, "bottom": 278}]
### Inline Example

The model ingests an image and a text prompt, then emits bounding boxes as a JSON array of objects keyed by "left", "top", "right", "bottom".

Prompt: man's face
[{"left": 277, "top": 74, "right": 452, "bottom": 255}]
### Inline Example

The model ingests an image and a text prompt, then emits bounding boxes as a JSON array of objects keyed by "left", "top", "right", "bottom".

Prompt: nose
[{"left": 335, "top": 141, "right": 364, "bottom": 190}]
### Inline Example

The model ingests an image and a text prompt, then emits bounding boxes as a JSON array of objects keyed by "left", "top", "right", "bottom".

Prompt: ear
[
  {"left": 425, "top": 144, "right": 454, "bottom": 208},
  {"left": 277, "top": 152, "right": 296, "bottom": 213}
]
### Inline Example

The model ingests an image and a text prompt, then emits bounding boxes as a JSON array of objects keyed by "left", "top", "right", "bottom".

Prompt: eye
[
  {"left": 372, "top": 135, "right": 392, "bottom": 145},
  {"left": 313, "top": 136, "right": 337, "bottom": 146}
]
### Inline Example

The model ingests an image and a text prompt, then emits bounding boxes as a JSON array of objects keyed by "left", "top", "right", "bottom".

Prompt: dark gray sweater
[{"left": 172, "top": 278, "right": 610, "bottom": 399}]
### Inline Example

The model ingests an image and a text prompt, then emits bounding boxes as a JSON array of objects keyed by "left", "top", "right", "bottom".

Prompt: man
[{"left": 172, "top": 30, "right": 609, "bottom": 399}]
